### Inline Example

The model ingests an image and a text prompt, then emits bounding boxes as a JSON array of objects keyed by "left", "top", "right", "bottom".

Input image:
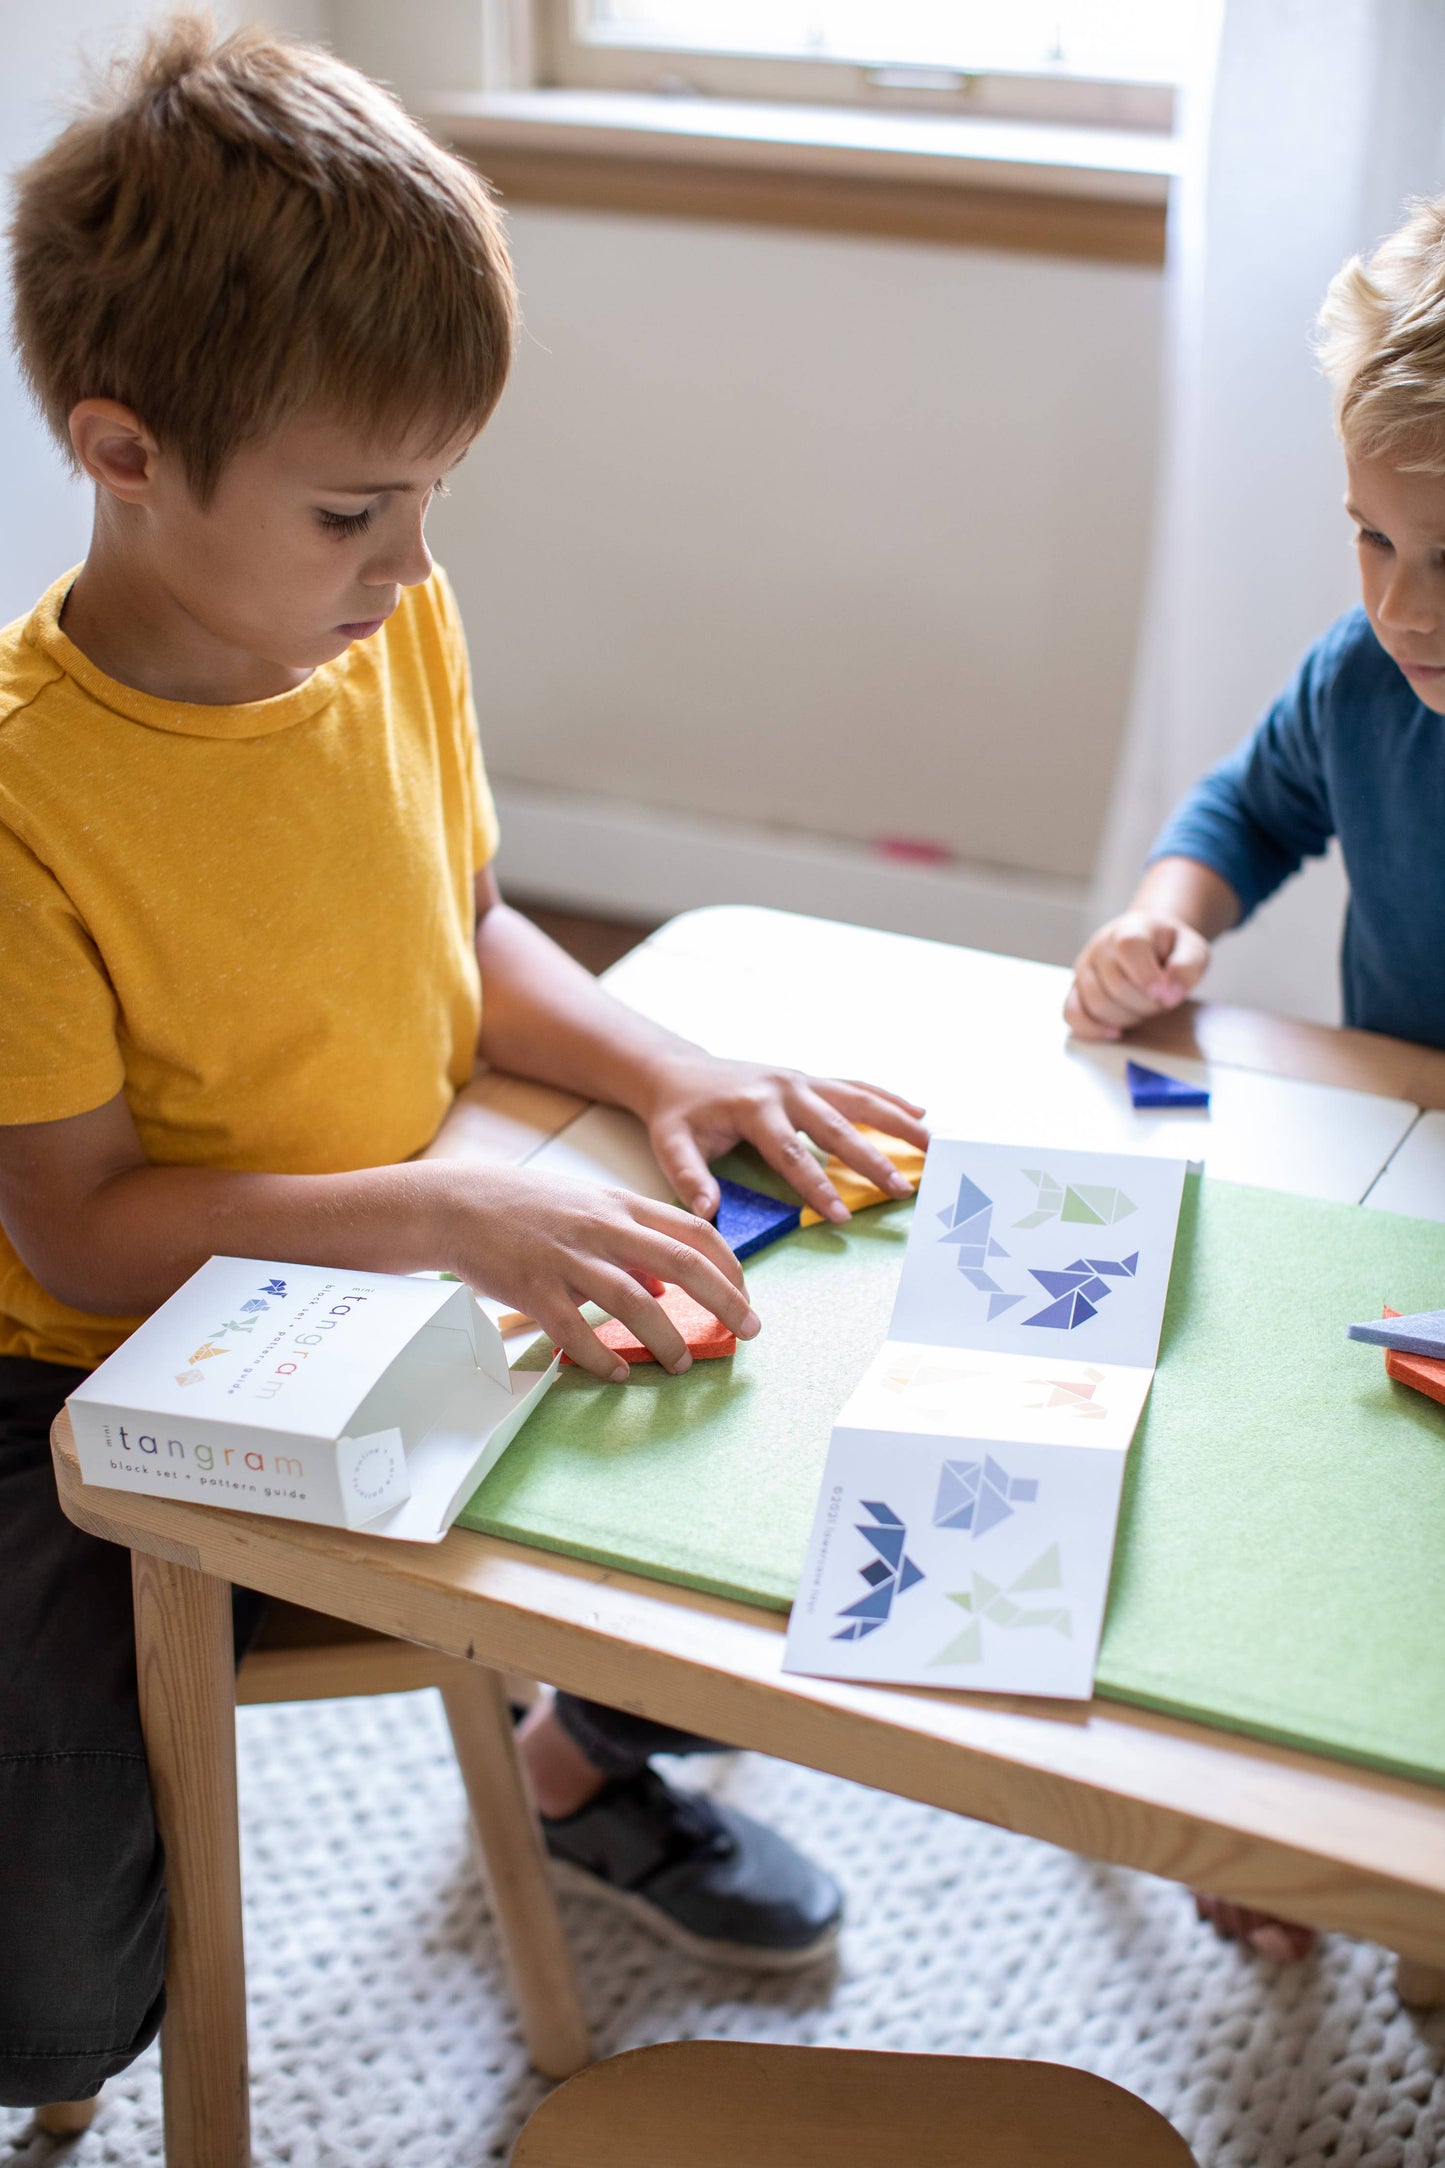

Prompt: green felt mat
[{"left": 457, "top": 1165, "right": 1445, "bottom": 1785}]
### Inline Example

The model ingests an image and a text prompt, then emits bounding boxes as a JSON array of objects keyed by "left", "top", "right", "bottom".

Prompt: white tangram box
[{"left": 67, "top": 1256, "right": 558, "bottom": 1540}]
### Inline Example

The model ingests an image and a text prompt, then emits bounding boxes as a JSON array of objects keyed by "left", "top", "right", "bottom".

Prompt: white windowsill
[{"left": 426, "top": 88, "right": 1178, "bottom": 204}]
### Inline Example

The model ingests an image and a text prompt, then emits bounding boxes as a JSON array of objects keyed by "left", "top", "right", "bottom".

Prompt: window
[
  {"left": 432, "top": 0, "right": 1183, "bottom": 264},
  {"left": 541, "top": 1, "right": 1189, "bottom": 132}
]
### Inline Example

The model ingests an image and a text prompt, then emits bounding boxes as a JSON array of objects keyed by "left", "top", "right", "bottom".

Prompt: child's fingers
[
  {"left": 815, "top": 1079, "right": 931, "bottom": 1149},
  {"left": 581, "top": 1266, "right": 693, "bottom": 1373},
  {"left": 743, "top": 1106, "right": 853, "bottom": 1224},
  {"left": 612, "top": 1203, "right": 760, "bottom": 1339},
  {"left": 791, "top": 1086, "right": 914, "bottom": 1198},
  {"left": 1113, "top": 923, "right": 1177, "bottom": 997},
  {"left": 649, "top": 1114, "right": 720, "bottom": 1219},
  {"left": 1159, "top": 924, "right": 1211, "bottom": 996},
  {"left": 625, "top": 1194, "right": 746, "bottom": 1292},
  {"left": 1069, "top": 952, "right": 1140, "bottom": 1033},
  {"left": 540, "top": 1295, "right": 633, "bottom": 1382},
  {"left": 1063, "top": 974, "right": 1121, "bottom": 1040},
  {"left": 834, "top": 1079, "right": 928, "bottom": 1121},
  {"left": 1093, "top": 947, "right": 1170, "bottom": 1023}
]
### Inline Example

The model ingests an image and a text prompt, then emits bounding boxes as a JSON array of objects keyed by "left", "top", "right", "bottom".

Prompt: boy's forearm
[
  {"left": 1131, "top": 856, "right": 1243, "bottom": 941},
  {"left": 17, "top": 1158, "right": 455, "bottom": 1317},
  {"left": 474, "top": 899, "right": 696, "bottom": 1117}
]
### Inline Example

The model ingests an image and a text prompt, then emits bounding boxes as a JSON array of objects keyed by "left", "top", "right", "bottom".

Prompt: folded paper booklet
[
  {"left": 783, "top": 1140, "right": 1188, "bottom": 1697},
  {"left": 67, "top": 1256, "right": 559, "bottom": 1541}
]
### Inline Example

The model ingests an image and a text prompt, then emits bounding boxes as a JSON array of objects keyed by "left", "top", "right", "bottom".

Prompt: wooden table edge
[{"left": 51, "top": 1412, "right": 1445, "bottom": 1966}]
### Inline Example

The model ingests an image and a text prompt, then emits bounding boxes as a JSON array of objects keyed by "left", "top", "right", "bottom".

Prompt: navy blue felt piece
[
  {"left": 1125, "top": 1059, "right": 1210, "bottom": 1110},
  {"left": 1346, "top": 1308, "right": 1445, "bottom": 1357},
  {"left": 713, "top": 1177, "right": 802, "bottom": 1261}
]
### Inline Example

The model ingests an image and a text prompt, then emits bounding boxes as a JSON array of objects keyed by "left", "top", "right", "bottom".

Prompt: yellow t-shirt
[{"left": 0, "top": 564, "right": 497, "bottom": 1368}]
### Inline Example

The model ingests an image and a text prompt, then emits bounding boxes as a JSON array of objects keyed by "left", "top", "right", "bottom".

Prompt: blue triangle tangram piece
[
  {"left": 986, "top": 1237, "right": 1009, "bottom": 1258},
  {"left": 713, "top": 1177, "right": 801, "bottom": 1261},
  {"left": 833, "top": 1618, "right": 883, "bottom": 1640},
  {"left": 897, "top": 1555, "right": 925, "bottom": 1594},
  {"left": 940, "top": 1206, "right": 991, "bottom": 1248},
  {"left": 948, "top": 1172, "right": 992, "bottom": 1225},
  {"left": 935, "top": 1465, "right": 979, "bottom": 1527},
  {"left": 1346, "top": 1307, "right": 1445, "bottom": 1356},
  {"left": 1125, "top": 1059, "right": 1210, "bottom": 1110},
  {"left": 1025, "top": 1288, "right": 1099, "bottom": 1330},
  {"left": 861, "top": 1501, "right": 903, "bottom": 1526},
  {"left": 933, "top": 1460, "right": 981, "bottom": 1530},
  {"left": 987, "top": 1291, "right": 1024, "bottom": 1320},
  {"left": 973, "top": 1474, "right": 1015, "bottom": 1538},
  {"left": 840, "top": 1582, "right": 896, "bottom": 1622},
  {"left": 861, "top": 1522, "right": 905, "bottom": 1568},
  {"left": 1031, "top": 1266, "right": 1091, "bottom": 1298}
]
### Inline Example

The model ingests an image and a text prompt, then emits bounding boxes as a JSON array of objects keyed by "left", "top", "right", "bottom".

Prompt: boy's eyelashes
[
  {"left": 317, "top": 506, "right": 374, "bottom": 539},
  {"left": 315, "top": 478, "right": 448, "bottom": 540},
  {"left": 1355, "top": 523, "right": 1392, "bottom": 551}
]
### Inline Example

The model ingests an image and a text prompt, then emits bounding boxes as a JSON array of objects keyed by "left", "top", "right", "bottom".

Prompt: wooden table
[{"left": 51, "top": 906, "right": 1445, "bottom": 2159}]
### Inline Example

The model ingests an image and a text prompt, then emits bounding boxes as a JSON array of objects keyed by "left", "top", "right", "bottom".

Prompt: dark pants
[{"left": 0, "top": 1355, "right": 709, "bottom": 2107}]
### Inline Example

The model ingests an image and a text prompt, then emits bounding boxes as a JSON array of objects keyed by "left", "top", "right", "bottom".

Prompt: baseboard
[{"left": 491, "top": 782, "right": 1087, "bottom": 966}]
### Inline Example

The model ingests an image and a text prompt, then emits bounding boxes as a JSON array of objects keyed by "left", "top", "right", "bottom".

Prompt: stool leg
[
  {"left": 35, "top": 2097, "right": 99, "bottom": 2135},
  {"left": 440, "top": 1666, "right": 592, "bottom": 2079},
  {"left": 132, "top": 1554, "right": 250, "bottom": 2168},
  {"left": 1396, "top": 1957, "right": 1445, "bottom": 2009}
]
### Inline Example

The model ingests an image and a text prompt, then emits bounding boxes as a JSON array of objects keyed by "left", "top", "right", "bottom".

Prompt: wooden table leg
[
  {"left": 35, "top": 2097, "right": 99, "bottom": 2135},
  {"left": 440, "top": 1667, "right": 593, "bottom": 2079},
  {"left": 132, "top": 1554, "right": 250, "bottom": 2168},
  {"left": 1396, "top": 1957, "right": 1445, "bottom": 2009}
]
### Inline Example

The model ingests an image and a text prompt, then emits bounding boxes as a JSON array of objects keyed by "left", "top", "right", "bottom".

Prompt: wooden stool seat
[{"left": 511, "top": 2041, "right": 1199, "bottom": 2167}]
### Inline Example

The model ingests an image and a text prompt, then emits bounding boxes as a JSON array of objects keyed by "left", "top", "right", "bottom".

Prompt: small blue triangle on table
[
  {"left": 1346, "top": 1308, "right": 1445, "bottom": 1358},
  {"left": 713, "top": 1177, "right": 802, "bottom": 1261},
  {"left": 1125, "top": 1059, "right": 1210, "bottom": 1111}
]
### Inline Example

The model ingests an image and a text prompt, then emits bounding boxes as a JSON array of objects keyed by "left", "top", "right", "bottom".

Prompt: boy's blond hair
[
  {"left": 8, "top": 11, "right": 516, "bottom": 501},
  {"left": 1317, "top": 195, "right": 1445, "bottom": 472}
]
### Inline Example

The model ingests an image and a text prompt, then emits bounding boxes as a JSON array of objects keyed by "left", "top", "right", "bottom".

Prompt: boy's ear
[{"left": 68, "top": 399, "right": 162, "bottom": 502}]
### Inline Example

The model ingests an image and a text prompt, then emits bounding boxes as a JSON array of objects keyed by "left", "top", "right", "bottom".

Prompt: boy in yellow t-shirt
[{"left": 0, "top": 20, "right": 928, "bottom": 2107}]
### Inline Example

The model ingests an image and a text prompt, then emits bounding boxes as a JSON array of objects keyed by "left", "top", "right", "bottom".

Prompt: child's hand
[
  {"left": 1064, "top": 911, "right": 1211, "bottom": 1041},
  {"left": 636, "top": 1053, "right": 929, "bottom": 1225},
  {"left": 440, "top": 1165, "right": 757, "bottom": 1380}
]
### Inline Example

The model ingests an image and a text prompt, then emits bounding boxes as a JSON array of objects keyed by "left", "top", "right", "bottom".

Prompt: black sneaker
[{"left": 541, "top": 1766, "right": 842, "bottom": 1972}]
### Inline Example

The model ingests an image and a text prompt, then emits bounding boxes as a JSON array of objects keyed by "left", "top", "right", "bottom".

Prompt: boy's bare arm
[
  {"left": 1065, "top": 857, "right": 1241, "bottom": 1041},
  {"left": 0, "top": 1094, "right": 754, "bottom": 1381},
  {"left": 472, "top": 871, "right": 929, "bottom": 1222}
]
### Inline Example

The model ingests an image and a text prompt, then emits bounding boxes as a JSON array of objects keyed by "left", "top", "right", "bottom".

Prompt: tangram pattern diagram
[
  {"left": 932, "top": 1543, "right": 1072, "bottom": 1666},
  {"left": 936, "top": 1171, "right": 1022, "bottom": 1322},
  {"left": 933, "top": 1454, "right": 1039, "bottom": 1539},
  {"left": 1027, "top": 1366, "right": 1107, "bottom": 1418},
  {"left": 834, "top": 1501, "right": 925, "bottom": 1641},
  {"left": 1015, "top": 1171, "right": 1137, "bottom": 1232},
  {"left": 1024, "top": 1252, "right": 1139, "bottom": 1331}
]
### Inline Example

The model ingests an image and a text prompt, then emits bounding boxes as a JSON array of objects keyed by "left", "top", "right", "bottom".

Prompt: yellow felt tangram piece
[{"left": 799, "top": 1126, "right": 926, "bottom": 1223}]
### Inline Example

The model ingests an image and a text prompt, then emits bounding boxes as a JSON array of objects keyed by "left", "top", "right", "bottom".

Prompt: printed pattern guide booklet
[{"left": 784, "top": 1141, "right": 1188, "bottom": 1698}]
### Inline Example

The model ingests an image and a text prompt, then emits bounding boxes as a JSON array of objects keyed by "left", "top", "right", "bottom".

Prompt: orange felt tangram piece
[
  {"left": 559, "top": 1284, "right": 737, "bottom": 1368},
  {"left": 1382, "top": 1305, "right": 1445, "bottom": 1410}
]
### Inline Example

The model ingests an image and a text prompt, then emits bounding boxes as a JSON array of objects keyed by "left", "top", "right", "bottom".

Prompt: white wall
[{"left": 430, "top": 208, "right": 1163, "bottom": 899}]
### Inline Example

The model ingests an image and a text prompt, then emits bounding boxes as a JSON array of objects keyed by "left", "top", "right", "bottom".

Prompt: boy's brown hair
[{"left": 8, "top": 11, "right": 516, "bottom": 500}]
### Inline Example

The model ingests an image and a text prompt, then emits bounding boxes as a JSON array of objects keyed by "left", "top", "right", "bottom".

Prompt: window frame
[{"left": 535, "top": 0, "right": 1179, "bottom": 135}]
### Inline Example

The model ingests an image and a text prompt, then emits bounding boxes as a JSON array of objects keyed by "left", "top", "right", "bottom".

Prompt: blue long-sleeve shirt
[{"left": 1149, "top": 607, "right": 1445, "bottom": 1049}]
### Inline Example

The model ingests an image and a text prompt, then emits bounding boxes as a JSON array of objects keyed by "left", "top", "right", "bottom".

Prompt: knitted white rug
[{"left": 4, "top": 1690, "right": 1442, "bottom": 2166}]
